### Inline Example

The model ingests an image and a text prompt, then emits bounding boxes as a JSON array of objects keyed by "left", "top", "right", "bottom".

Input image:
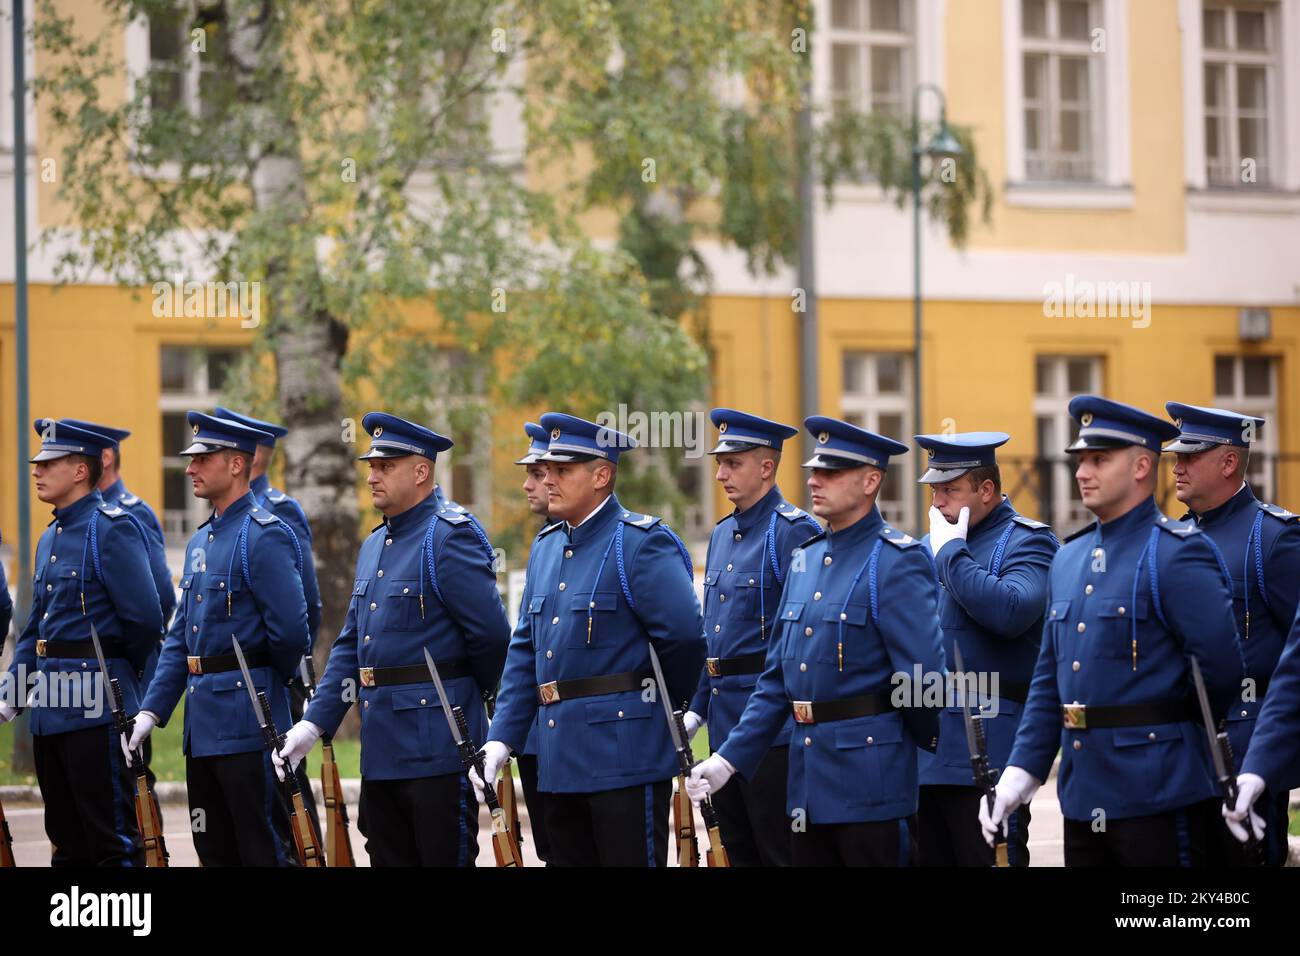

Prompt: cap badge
[
  {"left": 718, "top": 422, "right": 728, "bottom": 434},
  {"left": 551, "top": 427, "right": 561, "bottom": 440},
  {"left": 817, "top": 431, "right": 829, "bottom": 444},
  {"left": 1080, "top": 413, "right": 1093, "bottom": 427},
  {"left": 373, "top": 426, "right": 383, "bottom": 437},
  {"left": 192, "top": 424, "right": 200, "bottom": 435},
  {"left": 1175, "top": 418, "right": 1183, "bottom": 428}
]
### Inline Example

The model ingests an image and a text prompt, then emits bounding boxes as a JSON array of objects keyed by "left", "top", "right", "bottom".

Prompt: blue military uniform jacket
[
  {"left": 140, "top": 492, "right": 309, "bottom": 757},
  {"left": 251, "top": 473, "right": 321, "bottom": 647},
  {"left": 919, "top": 498, "right": 1058, "bottom": 787},
  {"left": 1008, "top": 497, "right": 1244, "bottom": 821},
  {"left": 1184, "top": 484, "right": 1300, "bottom": 791},
  {"left": 689, "top": 486, "right": 821, "bottom": 749},
  {"left": 491, "top": 494, "right": 705, "bottom": 794},
  {"left": 717, "top": 506, "right": 947, "bottom": 825},
  {"left": 0, "top": 531, "right": 11, "bottom": 640},
  {"left": 305, "top": 494, "right": 510, "bottom": 781},
  {"left": 9, "top": 492, "right": 163, "bottom": 735},
  {"left": 102, "top": 478, "right": 175, "bottom": 691},
  {"left": 1243, "top": 603, "right": 1300, "bottom": 791}
]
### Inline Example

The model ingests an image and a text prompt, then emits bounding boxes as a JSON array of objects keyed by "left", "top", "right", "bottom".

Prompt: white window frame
[
  {"left": 1033, "top": 355, "right": 1103, "bottom": 535},
  {"left": 827, "top": 0, "right": 917, "bottom": 119},
  {"left": 1003, "top": 0, "right": 1133, "bottom": 208},
  {"left": 1214, "top": 354, "right": 1278, "bottom": 502},
  {"left": 841, "top": 351, "right": 915, "bottom": 530}
]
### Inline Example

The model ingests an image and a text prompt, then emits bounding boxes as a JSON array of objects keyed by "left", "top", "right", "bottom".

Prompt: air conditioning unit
[{"left": 1239, "top": 308, "right": 1271, "bottom": 342}]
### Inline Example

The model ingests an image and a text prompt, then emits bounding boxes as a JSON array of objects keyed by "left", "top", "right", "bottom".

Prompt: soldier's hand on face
[
  {"left": 125, "top": 711, "right": 156, "bottom": 762},
  {"left": 1223, "top": 773, "right": 1268, "bottom": 844},
  {"left": 927, "top": 506, "right": 970, "bottom": 557},
  {"left": 467, "top": 741, "right": 510, "bottom": 804},
  {"left": 686, "top": 753, "right": 735, "bottom": 803},
  {"left": 683, "top": 711, "right": 704, "bottom": 742},
  {"left": 977, "top": 766, "right": 1041, "bottom": 846},
  {"left": 272, "top": 721, "right": 323, "bottom": 782}
]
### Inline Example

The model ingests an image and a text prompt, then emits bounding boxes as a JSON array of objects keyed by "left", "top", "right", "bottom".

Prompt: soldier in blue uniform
[
  {"left": 128, "top": 412, "right": 310, "bottom": 866},
  {"left": 275, "top": 413, "right": 510, "bottom": 866},
  {"left": 688, "top": 417, "right": 947, "bottom": 866},
  {"left": 682, "top": 408, "right": 820, "bottom": 866},
  {"left": 513, "top": 421, "right": 555, "bottom": 863},
  {"left": 0, "top": 531, "right": 12, "bottom": 641},
  {"left": 472, "top": 413, "right": 705, "bottom": 866},
  {"left": 980, "top": 396, "right": 1244, "bottom": 866},
  {"left": 913, "top": 431, "right": 1058, "bottom": 867},
  {"left": 0, "top": 420, "right": 163, "bottom": 865},
  {"left": 1163, "top": 402, "right": 1300, "bottom": 866}
]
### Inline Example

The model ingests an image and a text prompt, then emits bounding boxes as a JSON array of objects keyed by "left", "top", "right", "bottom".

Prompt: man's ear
[
  {"left": 593, "top": 462, "right": 613, "bottom": 491},
  {"left": 862, "top": 467, "right": 883, "bottom": 498},
  {"left": 414, "top": 458, "right": 432, "bottom": 487}
]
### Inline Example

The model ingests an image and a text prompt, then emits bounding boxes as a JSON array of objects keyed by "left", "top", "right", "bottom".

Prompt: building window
[
  {"left": 841, "top": 351, "right": 914, "bottom": 529},
  {"left": 424, "top": 348, "right": 492, "bottom": 523},
  {"left": 147, "top": 2, "right": 233, "bottom": 120},
  {"left": 1021, "top": 0, "right": 1103, "bottom": 182},
  {"left": 1203, "top": 1, "right": 1280, "bottom": 187},
  {"left": 1214, "top": 354, "right": 1278, "bottom": 501},
  {"left": 1034, "top": 355, "right": 1102, "bottom": 534},
  {"left": 828, "top": 0, "right": 915, "bottom": 119},
  {"left": 159, "top": 345, "right": 246, "bottom": 542}
]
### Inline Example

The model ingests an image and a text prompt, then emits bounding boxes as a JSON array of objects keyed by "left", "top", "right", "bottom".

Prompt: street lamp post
[{"left": 910, "top": 83, "right": 962, "bottom": 535}]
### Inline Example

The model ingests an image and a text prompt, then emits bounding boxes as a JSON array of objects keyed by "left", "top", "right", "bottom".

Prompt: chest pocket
[
  {"left": 202, "top": 572, "right": 242, "bottom": 620},
  {"left": 567, "top": 590, "right": 620, "bottom": 648},
  {"left": 52, "top": 563, "right": 91, "bottom": 602},
  {"left": 730, "top": 573, "right": 764, "bottom": 618},
  {"left": 1094, "top": 596, "right": 1149, "bottom": 658},
  {"left": 526, "top": 595, "right": 546, "bottom": 650},
  {"left": 1045, "top": 599, "right": 1071, "bottom": 655},
  {"left": 702, "top": 569, "right": 721, "bottom": 620},
  {"left": 778, "top": 601, "right": 805, "bottom": 659},
  {"left": 818, "top": 602, "right": 871, "bottom": 665},
  {"left": 385, "top": 579, "right": 424, "bottom": 632}
]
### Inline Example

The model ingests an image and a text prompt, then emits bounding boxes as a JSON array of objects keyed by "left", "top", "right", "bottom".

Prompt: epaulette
[
  {"left": 97, "top": 502, "right": 129, "bottom": 519},
  {"left": 619, "top": 510, "right": 661, "bottom": 530},
  {"left": 119, "top": 493, "right": 141, "bottom": 507},
  {"left": 1063, "top": 521, "right": 1097, "bottom": 543},
  {"left": 880, "top": 526, "right": 921, "bottom": 549},
  {"left": 1259, "top": 502, "right": 1298, "bottom": 523},
  {"left": 250, "top": 509, "right": 280, "bottom": 527},
  {"left": 537, "top": 520, "right": 564, "bottom": 539},
  {"left": 1156, "top": 515, "right": 1199, "bottom": 538},
  {"left": 776, "top": 504, "right": 813, "bottom": 523},
  {"left": 436, "top": 508, "right": 470, "bottom": 525},
  {"left": 1011, "top": 514, "right": 1050, "bottom": 531},
  {"left": 266, "top": 488, "right": 289, "bottom": 504}
]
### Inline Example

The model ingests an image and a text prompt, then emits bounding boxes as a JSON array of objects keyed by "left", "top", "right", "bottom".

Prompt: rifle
[
  {"left": 232, "top": 637, "right": 321, "bottom": 867},
  {"left": 952, "top": 642, "right": 1008, "bottom": 867},
  {"left": 1190, "top": 656, "right": 1264, "bottom": 866},
  {"left": 91, "top": 623, "right": 168, "bottom": 867},
  {"left": 648, "top": 643, "right": 728, "bottom": 867},
  {"left": 423, "top": 649, "right": 522, "bottom": 867},
  {"left": 301, "top": 655, "right": 354, "bottom": 867},
  {"left": 482, "top": 689, "right": 522, "bottom": 860}
]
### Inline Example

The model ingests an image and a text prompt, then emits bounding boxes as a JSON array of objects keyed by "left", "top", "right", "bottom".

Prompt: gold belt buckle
[
  {"left": 186, "top": 655, "right": 203, "bottom": 675},
  {"left": 792, "top": 700, "right": 814, "bottom": 724},
  {"left": 706, "top": 658, "right": 721, "bottom": 678},
  {"left": 538, "top": 681, "right": 560, "bottom": 705},
  {"left": 359, "top": 667, "right": 375, "bottom": 688},
  {"left": 1062, "top": 702, "right": 1087, "bottom": 730},
  {"left": 36, "top": 639, "right": 48, "bottom": 657}
]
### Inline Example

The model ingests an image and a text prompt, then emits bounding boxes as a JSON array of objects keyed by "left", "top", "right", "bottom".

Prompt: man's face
[
  {"left": 523, "top": 463, "right": 550, "bottom": 516},
  {"left": 806, "top": 465, "right": 874, "bottom": 524},
  {"left": 929, "top": 477, "right": 982, "bottom": 523},
  {"left": 366, "top": 456, "right": 426, "bottom": 514},
  {"left": 714, "top": 449, "right": 769, "bottom": 507},
  {"left": 32, "top": 457, "right": 82, "bottom": 505},
  {"left": 185, "top": 451, "right": 238, "bottom": 502},
  {"left": 1171, "top": 447, "right": 1233, "bottom": 509},
  {"left": 544, "top": 461, "right": 601, "bottom": 523},
  {"left": 1073, "top": 447, "right": 1143, "bottom": 516}
]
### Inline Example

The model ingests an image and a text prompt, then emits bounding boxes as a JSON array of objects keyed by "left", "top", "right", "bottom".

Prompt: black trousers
[
  {"left": 516, "top": 753, "right": 552, "bottom": 864},
  {"left": 711, "top": 745, "right": 792, "bottom": 866},
  {"left": 543, "top": 780, "right": 671, "bottom": 866},
  {"left": 186, "top": 750, "right": 299, "bottom": 866},
  {"left": 1063, "top": 801, "right": 1215, "bottom": 866},
  {"left": 917, "top": 784, "right": 1032, "bottom": 867},
  {"left": 357, "top": 772, "right": 478, "bottom": 866},
  {"left": 34, "top": 724, "right": 144, "bottom": 867},
  {"left": 1205, "top": 790, "right": 1291, "bottom": 867},
  {"left": 791, "top": 816, "right": 918, "bottom": 866}
]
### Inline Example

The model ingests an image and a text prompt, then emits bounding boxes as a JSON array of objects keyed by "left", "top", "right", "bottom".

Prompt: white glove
[
  {"left": 686, "top": 753, "right": 735, "bottom": 802},
  {"left": 125, "top": 711, "right": 157, "bottom": 762},
  {"left": 467, "top": 740, "right": 510, "bottom": 804},
  {"left": 683, "top": 711, "right": 704, "bottom": 742},
  {"left": 928, "top": 505, "right": 970, "bottom": 558},
  {"left": 0, "top": 704, "right": 16, "bottom": 724},
  {"left": 977, "top": 765, "right": 1041, "bottom": 846},
  {"left": 271, "top": 720, "right": 323, "bottom": 782},
  {"left": 1222, "top": 772, "right": 1267, "bottom": 844}
]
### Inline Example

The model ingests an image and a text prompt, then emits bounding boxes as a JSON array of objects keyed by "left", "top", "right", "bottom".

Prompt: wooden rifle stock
[
  {"left": 321, "top": 737, "right": 355, "bottom": 867},
  {"left": 133, "top": 774, "right": 168, "bottom": 867},
  {"left": 673, "top": 776, "right": 699, "bottom": 867},
  {"left": 496, "top": 763, "right": 522, "bottom": 861}
]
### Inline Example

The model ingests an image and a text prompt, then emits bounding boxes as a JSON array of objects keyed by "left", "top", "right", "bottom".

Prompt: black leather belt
[
  {"left": 997, "top": 680, "right": 1031, "bottom": 704},
  {"left": 538, "top": 670, "right": 650, "bottom": 706},
  {"left": 359, "top": 659, "right": 470, "bottom": 688},
  {"left": 36, "top": 639, "right": 127, "bottom": 659},
  {"left": 706, "top": 652, "right": 766, "bottom": 678},
  {"left": 1061, "top": 699, "right": 1197, "bottom": 730},
  {"left": 187, "top": 650, "right": 271, "bottom": 675},
  {"left": 791, "top": 691, "right": 893, "bottom": 725}
]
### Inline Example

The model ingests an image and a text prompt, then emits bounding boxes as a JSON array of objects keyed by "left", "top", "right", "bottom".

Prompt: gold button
[
  {"left": 824, "top": 556, "right": 832, "bottom": 566},
  {"left": 369, "top": 602, "right": 377, "bottom": 610},
  {"left": 803, "top": 737, "right": 812, "bottom": 746},
  {"left": 1093, "top": 548, "right": 1102, "bottom": 558},
  {"left": 1072, "top": 661, "right": 1080, "bottom": 671},
  {"left": 377, "top": 570, "right": 384, "bottom": 577},
  {"left": 1085, "top": 584, "right": 1093, "bottom": 595},
  {"left": 617, "top": 710, "right": 624, "bottom": 718},
  {"left": 1117, "top": 606, "right": 1125, "bottom": 616},
  {"left": 734, "top": 533, "right": 742, "bottom": 542},
  {"left": 1072, "top": 740, "right": 1082, "bottom": 750},
  {"left": 552, "top": 616, "right": 559, "bottom": 625},
  {"left": 558, "top": 582, "right": 566, "bottom": 591},
  {"left": 565, "top": 550, "right": 573, "bottom": 559},
  {"left": 1147, "top": 732, "right": 1156, "bottom": 741},
  {"left": 804, "top": 627, "right": 813, "bottom": 636},
  {"left": 548, "top": 719, "right": 555, "bottom": 728},
  {"left": 1077, "top": 622, "right": 1085, "bottom": 633},
  {"left": 546, "top": 650, "right": 553, "bottom": 659},
  {"left": 814, "top": 591, "right": 822, "bottom": 600}
]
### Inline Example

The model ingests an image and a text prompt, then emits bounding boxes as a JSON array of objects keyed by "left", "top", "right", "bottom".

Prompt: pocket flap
[
  {"left": 1047, "top": 599, "right": 1072, "bottom": 621},
  {"left": 352, "top": 578, "right": 369, "bottom": 597},
  {"left": 1096, "top": 597, "right": 1148, "bottom": 620},
  {"left": 824, "top": 603, "right": 869, "bottom": 625},
  {"left": 779, "top": 601, "right": 805, "bottom": 622},
  {"left": 569, "top": 589, "right": 619, "bottom": 612},
  {"left": 391, "top": 687, "right": 441, "bottom": 711},
  {"left": 585, "top": 698, "right": 652, "bottom": 723},
  {"left": 1113, "top": 723, "right": 1183, "bottom": 747},
  {"left": 834, "top": 717, "right": 904, "bottom": 749},
  {"left": 528, "top": 594, "right": 546, "bottom": 614}
]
